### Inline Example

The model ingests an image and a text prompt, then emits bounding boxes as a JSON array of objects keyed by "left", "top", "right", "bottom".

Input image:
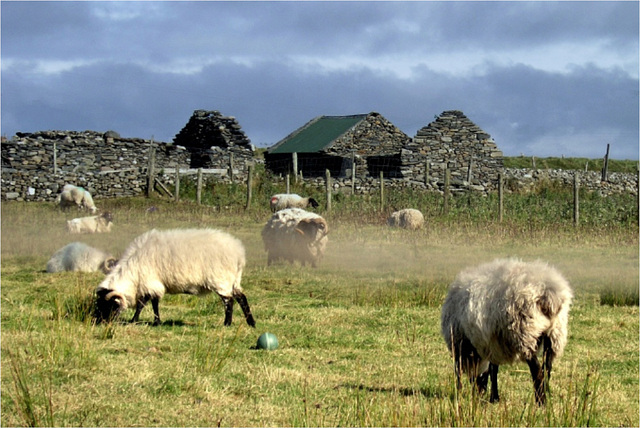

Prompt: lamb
[
  {"left": 261, "top": 208, "right": 329, "bottom": 267},
  {"left": 57, "top": 184, "right": 98, "bottom": 213},
  {"left": 67, "top": 212, "right": 113, "bottom": 234},
  {"left": 46, "top": 242, "right": 117, "bottom": 274},
  {"left": 269, "top": 193, "right": 319, "bottom": 212},
  {"left": 441, "top": 258, "right": 573, "bottom": 405},
  {"left": 94, "top": 228, "right": 255, "bottom": 328},
  {"left": 387, "top": 208, "right": 424, "bottom": 230}
]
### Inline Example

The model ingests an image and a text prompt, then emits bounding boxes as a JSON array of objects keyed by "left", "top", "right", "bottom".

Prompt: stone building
[
  {"left": 265, "top": 112, "right": 411, "bottom": 178},
  {"left": 402, "top": 110, "right": 504, "bottom": 190},
  {"left": 173, "top": 110, "right": 254, "bottom": 169}
]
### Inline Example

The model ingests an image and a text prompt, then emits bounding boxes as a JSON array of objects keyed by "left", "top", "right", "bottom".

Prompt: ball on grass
[{"left": 256, "top": 332, "right": 278, "bottom": 350}]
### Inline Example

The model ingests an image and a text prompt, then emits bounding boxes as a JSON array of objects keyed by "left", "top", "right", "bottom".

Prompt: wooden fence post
[
  {"left": 467, "top": 159, "right": 473, "bottom": 183},
  {"left": 174, "top": 168, "right": 180, "bottom": 202},
  {"left": 443, "top": 168, "right": 450, "bottom": 215},
  {"left": 498, "top": 172, "right": 504, "bottom": 223},
  {"left": 292, "top": 152, "right": 298, "bottom": 183},
  {"left": 424, "top": 159, "right": 430, "bottom": 187},
  {"left": 245, "top": 164, "right": 253, "bottom": 210},
  {"left": 228, "top": 153, "right": 234, "bottom": 183},
  {"left": 146, "top": 138, "right": 155, "bottom": 197},
  {"left": 325, "top": 169, "right": 332, "bottom": 212},
  {"left": 573, "top": 172, "right": 579, "bottom": 226},
  {"left": 286, "top": 174, "right": 290, "bottom": 193},
  {"left": 351, "top": 152, "right": 356, "bottom": 194},
  {"left": 196, "top": 168, "right": 203, "bottom": 205},
  {"left": 601, "top": 143, "right": 610, "bottom": 182},
  {"left": 532, "top": 156, "right": 536, "bottom": 169},
  {"left": 53, "top": 142, "right": 58, "bottom": 174},
  {"left": 379, "top": 171, "right": 384, "bottom": 211}
]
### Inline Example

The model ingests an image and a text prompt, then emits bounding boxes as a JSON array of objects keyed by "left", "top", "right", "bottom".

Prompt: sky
[{"left": 1, "top": 1, "right": 638, "bottom": 160}]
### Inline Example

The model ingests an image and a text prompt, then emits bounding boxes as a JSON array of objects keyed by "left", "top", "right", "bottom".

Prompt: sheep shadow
[
  {"left": 339, "top": 382, "right": 446, "bottom": 399},
  {"left": 128, "top": 319, "right": 189, "bottom": 327}
]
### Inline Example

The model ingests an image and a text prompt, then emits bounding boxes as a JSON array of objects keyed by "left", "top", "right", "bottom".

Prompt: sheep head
[
  {"left": 94, "top": 289, "right": 125, "bottom": 323},
  {"left": 295, "top": 217, "right": 328, "bottom": 242},
  {"left": 308, "top": 198, "right": 319, "bottom": 209},
  {"left": 100, "top": 257, "right": 119, "bottom": 275}
]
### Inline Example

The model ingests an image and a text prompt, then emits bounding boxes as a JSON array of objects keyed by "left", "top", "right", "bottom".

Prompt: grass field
[{"left": 1, "top": 190, "right": 638, "bottom": 427}]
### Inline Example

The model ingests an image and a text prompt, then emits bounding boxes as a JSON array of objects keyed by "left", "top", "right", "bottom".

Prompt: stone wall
[
  {"left": 173, "top": 110, "right": 254, "bottom": 170},
  {"left": 1, "top": 130, "right": 251, "bottom": 202},
  {"left": 401, "top": 110, "right": 503, "bottom": 192}
]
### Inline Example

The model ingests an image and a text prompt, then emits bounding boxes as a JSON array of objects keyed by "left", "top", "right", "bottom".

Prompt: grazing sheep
[
  {"left": 94, "top": 228, "right": 255, "bottom": 327},
  {"left": 58, "top": 184, "right": 98, "bottom": 213},
  {"left": 441, "top": 258, "right": 573, "bottom": 405},
  {"left": 269, "top": 193, "right": 319, "bottom": 212},
  {"left": 67, "top": 212, "right": 113, "bottom": 234},
  {"left": 46, "top": 242, "right": 117, "bottom": 274},
  {"left": 387, "top": 208, "right": 424, "bottom": 230},
  {"left": 261, "top": 208, "right": 328, "bottom": 267}
]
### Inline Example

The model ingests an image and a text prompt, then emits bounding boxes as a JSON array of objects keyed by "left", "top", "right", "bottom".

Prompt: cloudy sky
[{"left": 2, "top": 1, "right": 638, "bottom": 159}]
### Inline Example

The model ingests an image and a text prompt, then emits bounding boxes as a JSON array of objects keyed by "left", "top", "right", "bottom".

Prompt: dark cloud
[{"left": 1, "top": 1, "right": 638, "bottom": 159}]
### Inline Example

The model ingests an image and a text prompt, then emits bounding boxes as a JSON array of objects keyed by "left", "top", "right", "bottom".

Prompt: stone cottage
[
  {"left": 173, "top": 109, "right": 254, "bottom": 170},
  {"left": 402, "top": 110, "right": 503, "bottom": 190},
  {"left": 264, "top": 112, "right": 411, "bottom": 178}
]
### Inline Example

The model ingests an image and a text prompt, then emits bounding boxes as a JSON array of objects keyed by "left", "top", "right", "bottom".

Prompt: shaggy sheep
[
  {"left": 387, "top": 208, "right": 424, "bottom": 230},
  {"left": 58, "top": 184, "right": 98, "bottom": 213},
  {"left": 261, "top": 208, "right": 329, "bottom": 267},
  {"left": 94, "top": 228, "right": 255, "bottom": 327},
  {"left": 67, "top": 212, "right": 113, "bottom": 234},
  {"left": 46, "top": 242, "right": 117, "bottom": 274},
  {"left": 441, "top": 258, "right": 573, "bottom": 405},
  {"left": 269, "top": 193, "right": 319, "bottom": 212}
]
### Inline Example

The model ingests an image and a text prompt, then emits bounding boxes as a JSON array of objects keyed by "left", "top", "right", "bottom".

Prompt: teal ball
[{"left": 256, "top": 332, "right": 279, "bottom": 350}]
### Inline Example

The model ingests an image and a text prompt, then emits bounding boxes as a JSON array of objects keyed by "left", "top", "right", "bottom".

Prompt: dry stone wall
[
  {"left": 1, "top": 130, "right": 250, "bottom": 202},
  {"left": 402, "top": 110, "right": 503, "bottom": 191}
]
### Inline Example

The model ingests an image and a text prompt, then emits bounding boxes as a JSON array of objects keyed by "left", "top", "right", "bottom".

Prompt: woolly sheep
[
  {"left": 58, "top": 184, "right": 98, "bottom": 213},
  {"left": 94, "top": 228, "right": 255, "bottom": 327},
  {"left": 441, "top": 258, "right": 573, "bottom": 405},
  {"left": 261, "top": 208, "right": 328, "bottom": 267},
  {"left": 67, "top": 212, "right": 113, "bottom": 234},
  {"left": 269, "top": 193, "right": 319, "bottom": 212},
  {"left": 387, "top": 208, "right": 424, "bottom": 230},
  {"left": 46, "top": 242, "right": 117, "bottom": 274}
]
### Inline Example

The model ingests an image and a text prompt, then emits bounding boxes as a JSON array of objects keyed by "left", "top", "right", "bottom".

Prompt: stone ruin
[
  {"left": 173, "top": 110, "right": 254, "bottom": 169},
  {"left": 401, "top": 110, "right": 504, "bottom": 191}
]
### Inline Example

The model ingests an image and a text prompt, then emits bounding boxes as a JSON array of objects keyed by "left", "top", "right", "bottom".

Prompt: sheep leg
[
  {"left": 488, "top": 363, "right": 500, "bottom": 403},
  {"left": 526, "top": 355, "right": 546, "bottom": 405},
  {"left": 151, "top": 298, "right": 161, "bottom": 326},
  {"left": 234, "top": 292, "right": 256, "bottom": 328},
  {"left": 476, "top": 370, "right": 489, "bottom": 395},
  {"left": 222, "top": 296, "right": 235, "bottom": 326},
  {"left": 131, "top": 296, "right": 150, "bottom": 323}
]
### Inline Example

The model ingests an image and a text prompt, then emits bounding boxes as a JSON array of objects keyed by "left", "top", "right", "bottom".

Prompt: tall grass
[{"left": 1, "top": 179, "right": 638, "bottom": 427}]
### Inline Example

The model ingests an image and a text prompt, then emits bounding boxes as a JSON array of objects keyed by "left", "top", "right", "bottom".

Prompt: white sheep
[
  {"left": 269, "top": 193, "right": 319, "bottom": 212},
  {"left": 67, "top": 212, "right": 113, "bottom": 234},
  {"left": 46, "top": 242, "right": 117, "bottom": 274},
  {"left": 261, "top": 208, "right": 329, "bottom": 267},
  {"left": 94, "top": 228, "right": 255, "bottom": 327},
  {"left": 387, "top": 208, "right": 424, "bottom": 230},
  {"left": 441, "top": 258, "right": 573, "bottom": 405},
  {"left": 58, "top": 184, "right": 98, "bottom": 213}
]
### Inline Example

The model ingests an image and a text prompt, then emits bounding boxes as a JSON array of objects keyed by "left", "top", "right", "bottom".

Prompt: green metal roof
[{"left": 269, "top": 115, "right": 367, "bottom": 154}]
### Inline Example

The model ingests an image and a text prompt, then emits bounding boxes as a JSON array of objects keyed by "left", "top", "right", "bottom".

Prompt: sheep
[
  {"left": 58, "top": 184, "right": 98, "bottom": 213},
  {"left": 67, "top": 212, "right": 113, "bottom": 234},
  {"left": 440, "top": 258, "right": 573, "bottom": 405},
  {"left": 261, "top": 208, "right": 329, "bottom": 267},
  {"left": 94, "top": 228, "right": 255, "bottom": 328},
  {"left": 387, "top": 208, "right": 424, "bottom": 230},
  {"left": 46, "top": 242, "right": 117, "bottom": 274},
  {"left": 269, "top": 193, "right": 319, "bottom": 212}
]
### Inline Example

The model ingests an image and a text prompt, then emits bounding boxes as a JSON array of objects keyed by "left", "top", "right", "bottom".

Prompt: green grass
[
  {"left": 503, "top": 156, "right": 638, "bottom": 173},
  {"left": 1, "top": 187, "right": 638, "bottom": 426}
]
